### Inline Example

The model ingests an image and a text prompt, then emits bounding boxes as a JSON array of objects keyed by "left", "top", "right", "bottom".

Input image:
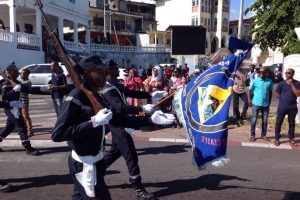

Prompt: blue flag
[{"left": 175, "top": 41, "right": 252, "bottom": 169}]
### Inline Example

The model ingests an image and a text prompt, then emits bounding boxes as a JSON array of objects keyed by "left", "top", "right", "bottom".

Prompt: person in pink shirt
[
  {"left": 170, "top": 68, "right": 186, "bottom": 91},
  {"left": 124, "top": 68, "right": 143, "bottom": 106}
]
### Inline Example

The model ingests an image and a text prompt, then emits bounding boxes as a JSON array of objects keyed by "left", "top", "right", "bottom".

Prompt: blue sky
[{"left": 230, "top": 0, "right": 256, "bottom": 20}]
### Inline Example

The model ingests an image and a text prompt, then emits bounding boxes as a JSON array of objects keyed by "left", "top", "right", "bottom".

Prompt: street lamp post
[
  {"left": 237, "top": 0, "right": 244, "bottom": 39},
  {"left": 103, "top": 0, "right": 106, "bottom": 40}
]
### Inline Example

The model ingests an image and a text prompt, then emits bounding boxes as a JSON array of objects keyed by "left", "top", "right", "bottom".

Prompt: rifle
[
  {"left": 34, "top": 0, "right": 102, "bottom": 113},
  {"left": 152, "top": 92, "right": 175, "bottom": 108}
]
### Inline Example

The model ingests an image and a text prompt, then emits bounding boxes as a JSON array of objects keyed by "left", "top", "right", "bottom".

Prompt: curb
[{"left": 3, "top": 134, "right": 299, "bottom": 150}]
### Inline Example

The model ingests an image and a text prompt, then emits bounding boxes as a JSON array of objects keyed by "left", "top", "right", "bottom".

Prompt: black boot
[
  {"left": 22, "top": 141, "right": 40, "bottom": 156},
  {"left": 130, "top": 176, "right": 155, "bottom": 200},
  {"left": 0, "top": 180, "right": 12, "bottom": 192}
]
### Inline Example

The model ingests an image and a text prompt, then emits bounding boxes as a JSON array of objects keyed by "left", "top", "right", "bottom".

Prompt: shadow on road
[
  {"left": 4, "top": 174, "right": 72, "bottom": 191},
  {"left": 37, "top": 146, "right": 69, "bottom": 155},
  {"left": 109, "top": 173, "right": 250, "bottom": 197},
  {"left": 136, "top": 144, "right": 189, "bottom": 156},
  {"left": 283, "top": 192, "right": 300, "bottom": 200}
]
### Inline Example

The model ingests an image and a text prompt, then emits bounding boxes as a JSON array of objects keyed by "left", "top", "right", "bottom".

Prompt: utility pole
[
  {"left": 237, "top": 0, "right": 244, "bottom": 39},
  {"left": 103, "top": 0, "right": 106, "bottom": 40}
]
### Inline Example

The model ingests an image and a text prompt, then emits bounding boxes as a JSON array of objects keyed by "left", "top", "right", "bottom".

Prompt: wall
[{"left": 0, "top": 41, "right": 44, "bottom": 68}]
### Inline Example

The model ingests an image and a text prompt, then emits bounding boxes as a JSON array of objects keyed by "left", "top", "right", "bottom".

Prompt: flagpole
[{"left": 237, "top": 0, "right": 244, "bottom": 39}]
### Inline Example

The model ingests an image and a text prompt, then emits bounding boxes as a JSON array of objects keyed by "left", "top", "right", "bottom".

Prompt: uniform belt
[
  {"left": 71, "top": 150, "right": 104, "bottom": 198},
  {"left": 71, "top": 150, "right": 104, "bottom": 164}
]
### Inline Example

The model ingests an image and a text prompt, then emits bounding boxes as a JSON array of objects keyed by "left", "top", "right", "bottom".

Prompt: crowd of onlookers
[{"left": 121, "top": 63, "right": 201, "bottom": 127}]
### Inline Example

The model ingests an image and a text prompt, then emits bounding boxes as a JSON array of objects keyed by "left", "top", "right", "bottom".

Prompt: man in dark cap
[
  {"left": 52, "top": 56, "right": 174, "bottom": 199},
  {"left": 100, "top": 59, "right": 161, "bottom": 200},
  {"left": 0, "top": 65, "right": 40, "bottom": 156}
]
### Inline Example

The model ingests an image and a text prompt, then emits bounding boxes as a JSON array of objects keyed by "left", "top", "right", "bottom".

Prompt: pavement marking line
[
  {"left": 242, "top": 142, "right": 270, "bottom": 148},
  {"left": 149, "top": 138, "right": 176, "bottom": 142},
  {"left": 0, "top": 113, "right": 57, "bottom": 121},
  {"left": 175, "top": 139, "right": 189, "bottom": 143},
  {"left": 0, "top": 140, "right": 67, "bottom": 147}
]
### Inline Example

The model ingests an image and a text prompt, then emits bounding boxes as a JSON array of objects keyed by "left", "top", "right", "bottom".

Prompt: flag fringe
[{"left": 194, "top": 156, "right": 230, "bottom": 170}]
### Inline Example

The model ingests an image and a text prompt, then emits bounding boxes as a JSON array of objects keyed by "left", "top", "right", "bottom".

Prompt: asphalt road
[{"left": 0, "top": 141, "right": 299, "bottom": 200}]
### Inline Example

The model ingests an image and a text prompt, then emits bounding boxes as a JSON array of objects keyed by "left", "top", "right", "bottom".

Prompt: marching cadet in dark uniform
[
  {"left": 0, "top": 65, "right": 40, "bottom": 156},
  {"left": 0, "top": 99, "right": 24, "bottom": 192},
  {"left": 100, "top": 59, "right": 159, "bottom": 200},
  {"left": 52, "top": 56, "right": 174, "bottom": 200}
]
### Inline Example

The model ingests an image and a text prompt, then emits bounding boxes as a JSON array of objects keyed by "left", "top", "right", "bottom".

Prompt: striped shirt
[{"left": 20, "top": 80, "right": 32, "bottom": 105}]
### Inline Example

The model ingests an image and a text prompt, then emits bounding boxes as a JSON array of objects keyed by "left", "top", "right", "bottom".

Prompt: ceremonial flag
[{"left": 174, "top": 38, "right": 252, "bottom": 168}]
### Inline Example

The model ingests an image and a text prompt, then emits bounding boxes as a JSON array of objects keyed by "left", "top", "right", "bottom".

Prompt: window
[
  {"left": 24, "top": 23, "right": 33, "bottom": 34},
  {"left": 69, "top": 0, "right": 75, "bottom": 3},
  {"left": 192, "top": 0, "right": 199, "bottom": 6},
  {"left": 192, "top": 17, "right": 199, "bottom": 25},
  {"left": 214, "top": 18, "right": 217, "bottom": 25},
  {"left": 205, "top": 18, "right": 207, "bottom": 26},
  {"left": 224, "top": 0, "right": 229, "bottom": 5},
  {"left": 208, "top": 18, "right": 211, "bottom": 26},
  {"left": 229, "top": 28, "right": 233, "bottom": 34},
  {"left": 215, "top": 0, "right": 218, "bottom": 6},
  {"left": 201, "top": 17, "right": 204, "bottom": 25},
  {"left": 93, "top": 16, "right": 104, "bottom": 26},
  {"left": 223, "top": 18, "right": 228, "bottom": 25},
  {"left": 36, "top": 65, "right": 52, "bottom": 73},
  {"left": 25, "top": 65, "right": 38, "bottom": 73}
]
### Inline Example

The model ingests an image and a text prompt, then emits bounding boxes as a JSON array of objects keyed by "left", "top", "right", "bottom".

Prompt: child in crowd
[{"left": 19, "top": 68, "right": 33, "bottom": 136}]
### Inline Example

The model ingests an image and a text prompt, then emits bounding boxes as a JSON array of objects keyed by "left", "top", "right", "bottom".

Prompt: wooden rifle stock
[
  {"left": 35, "top": 0, "right": 102, "bottom": 113},
  {"left": 152, "top": 92, "right": 175, "bottom": 108}
]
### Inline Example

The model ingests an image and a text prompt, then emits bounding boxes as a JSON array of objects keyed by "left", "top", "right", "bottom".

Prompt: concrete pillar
[
  {"left": 58, "top": 17, "right": 64, "bottom": 43},
  {"left": 86, "top": 28, "right": 91, "bottom": 54},
  {"left": 36, "top": 8, "right": 42, "bottom": 50},
  {"left": 9, "top": 5, "right": 16, "bottom": 33}
]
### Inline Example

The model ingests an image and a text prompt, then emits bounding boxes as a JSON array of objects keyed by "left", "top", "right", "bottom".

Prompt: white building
[
  {"left": 156, "top": 0, "right": 230, "bottom": 55},
  {"left": 0, "top": 0, "right": 89, "bottom": 68}
]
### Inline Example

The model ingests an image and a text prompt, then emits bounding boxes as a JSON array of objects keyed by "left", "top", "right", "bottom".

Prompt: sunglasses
[{"left": 285, "top": 72, "right": 292, "bottom": 74}]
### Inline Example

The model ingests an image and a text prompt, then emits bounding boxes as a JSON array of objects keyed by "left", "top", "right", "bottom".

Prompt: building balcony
[{"left": 0, "top": 30, "right": 41, "bottom": 51}]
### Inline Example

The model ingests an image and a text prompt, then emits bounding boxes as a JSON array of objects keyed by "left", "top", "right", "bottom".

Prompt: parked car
[{"left": 20, "top": 63, "right": 73, "bottom": 93}]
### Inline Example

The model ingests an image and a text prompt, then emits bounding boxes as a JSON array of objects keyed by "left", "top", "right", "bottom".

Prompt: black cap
[
  {"left": 103, "top": 59, "right": 118, "bottom": 69},
  {"left": 78, "top": 55, "right": 108, "bottom": 71}
]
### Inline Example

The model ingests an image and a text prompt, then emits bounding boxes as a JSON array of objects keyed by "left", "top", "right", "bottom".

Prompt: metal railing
[{"left": 90, "top": 43, "right": 170, "bottom": 53}]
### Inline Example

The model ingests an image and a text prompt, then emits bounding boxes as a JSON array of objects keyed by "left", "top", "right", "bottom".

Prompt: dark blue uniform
[
  {"left": 0, "top": 80, "right": 30, "bottom": 145},
  {"left": 52, "top": 86, "right": 151, "bottom": 200},
  {"left": 100, "top": 82, "right": 151, "bottom": 184}
]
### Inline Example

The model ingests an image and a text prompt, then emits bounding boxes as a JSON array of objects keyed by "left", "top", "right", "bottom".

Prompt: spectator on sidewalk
[
  {"left": 274, "top": 68, "right": 300, "bottom": 146},
  {"left": 49, "top": 61, "right": 68, "bottom": 116},
  {"left": 248, "top": 66, "right": 273, "bottom": 142},
  {"left": 248, "top": 64, "right": 256, "bottom": 83},
  {"left": 19, "top": 68, "right": 33, "bottom": 137},
  {"left": 233, "top": 65, "right": 249, "bottom": 126}
]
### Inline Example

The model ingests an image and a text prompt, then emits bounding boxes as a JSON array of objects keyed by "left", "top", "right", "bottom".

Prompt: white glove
[
  {"left": 13, "top": 84, "right": 21, "bottom": 92},
  {"left": 150, "top": 110, "right": 175, "bottom": 125},
  {"left": 91, "top": 108, "right": 113, "bottom": 128},
  {"left": 9, "top": 101, "right": 25, "bottom": 108},
  {"left": 142, "top": 104, "right": 154, "bottom": 114},
  {"left": 151, "top": 91, "right": 168, "bottom": 98},
  {"left": 40, "top": 85, "right": 50, "bottom": 92}
]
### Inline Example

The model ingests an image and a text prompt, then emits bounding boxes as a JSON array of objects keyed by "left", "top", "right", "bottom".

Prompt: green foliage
[{"left": 245, "top": 0, "right": 300, "bottom": 55}]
